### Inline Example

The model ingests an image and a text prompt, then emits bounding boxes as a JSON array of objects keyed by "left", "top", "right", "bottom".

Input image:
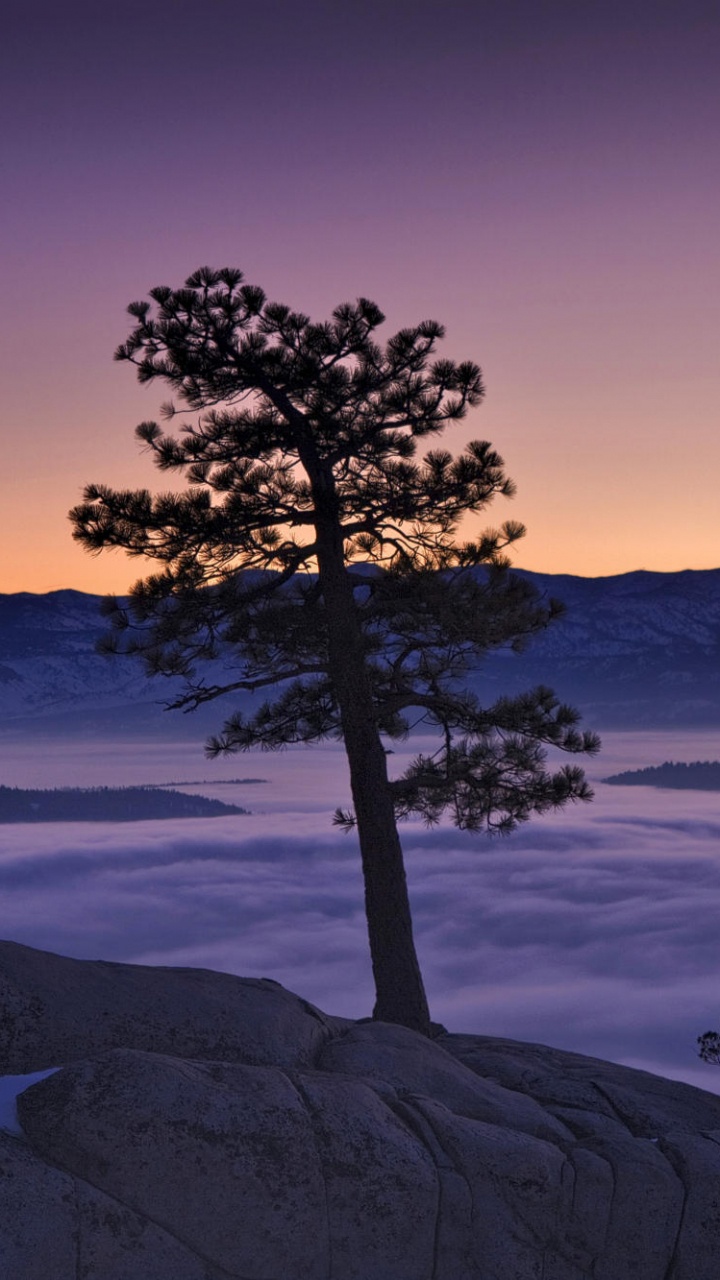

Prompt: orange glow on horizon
[{"left": 1, "top": 6, "right": 718, "bottom": 593}]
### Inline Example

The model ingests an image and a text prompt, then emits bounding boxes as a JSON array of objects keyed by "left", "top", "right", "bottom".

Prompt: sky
[
  {"left": 1, "top": 0, "right": 718, "bottom": 594},
  {"left": 2, "top": 727, "right": 720, "bottom": 1094}
]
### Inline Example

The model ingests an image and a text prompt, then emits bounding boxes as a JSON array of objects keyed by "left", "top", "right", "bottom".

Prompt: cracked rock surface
[{"left": 3, "top": 941, "right": 720, "bottom": 1279}]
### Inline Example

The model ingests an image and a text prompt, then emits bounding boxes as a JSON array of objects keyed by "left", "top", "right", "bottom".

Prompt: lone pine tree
[{"left": 70, "top": 266, "right": 599, "bottom": 1035}]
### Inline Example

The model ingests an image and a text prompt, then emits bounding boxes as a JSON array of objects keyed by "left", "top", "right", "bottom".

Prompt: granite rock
[
  {"left": 0, "top": 938, "right": 335, "bottom": 1072},
  {"left": 3, "top": 940, "right": 720, "bottom": 1279}
]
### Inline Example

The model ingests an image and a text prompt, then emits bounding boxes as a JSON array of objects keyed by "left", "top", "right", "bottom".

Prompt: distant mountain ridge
[
  {"left": 1, "top": 568, "right": 719, "bottom": 735},
  {"left": 477, "top": 567, "right": 720, "bottom": 728},
  {"left": 0, "top": 785, "right": 248, "bottom": 822},
  {"left": 602, "top": 761, "right": 720, "bottom": 790}
]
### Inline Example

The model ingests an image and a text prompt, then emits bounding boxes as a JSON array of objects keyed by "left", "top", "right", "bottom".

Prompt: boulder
[
  {"left": 3, "top": 940, "right": 720, "bottom": 1278},
  {"left": 18, "top": 1049, "right": 331, "bottom": 1278},
  {"left": 319, "top": 1020, "right": 573, "bottom": 1142},
  {"left": 0, "top": 938, "right": 336, "bottom": 1072},
  {"left": 438, "top": 1032, "right": 720, "bottom": 1135},
  {"left": 0, "top": 1131, "right": 222, "bottom": 1279}
]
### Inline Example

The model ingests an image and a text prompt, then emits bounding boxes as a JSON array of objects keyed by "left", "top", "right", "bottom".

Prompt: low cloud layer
[{"left": 1, "top": 732, "right": 719, "bottom": 1094}]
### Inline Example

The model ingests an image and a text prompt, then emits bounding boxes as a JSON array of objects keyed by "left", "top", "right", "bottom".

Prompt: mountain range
[{"left": 1, "top": 568, "right": 719, "bottom": 737}]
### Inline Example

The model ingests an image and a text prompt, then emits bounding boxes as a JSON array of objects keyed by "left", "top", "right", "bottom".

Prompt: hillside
[
  {"left": 0, "top": 785, "right": 248, "bottom": 823},
  {"left": 473, "top": 568, "right": 720, "bottom": 728},
  {"left": 602, "top": 761, "right": 720, "bottom": 790},
  {"left": 1, "top": 568, "right": 719, "bottom": 734}
]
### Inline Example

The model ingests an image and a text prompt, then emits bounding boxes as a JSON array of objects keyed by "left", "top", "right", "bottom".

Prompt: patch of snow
[{"left": 0, "top": 1069, "right": 60, "bottom": 1136}]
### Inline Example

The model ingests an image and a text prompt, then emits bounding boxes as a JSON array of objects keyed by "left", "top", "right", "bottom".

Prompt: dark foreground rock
[{"left": 3, "top": 941, "right": 720, "bottom": 1278}]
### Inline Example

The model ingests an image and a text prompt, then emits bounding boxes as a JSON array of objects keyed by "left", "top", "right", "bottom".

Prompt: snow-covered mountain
[
  {"left": 476, "top": 568, "right": 720, "bottom": 727},
  {"left": 1, "top": 569, "right": 719, "bottom": 735},
  {"left": 0, "top": 591, "right": 196, "bottom": 738}
]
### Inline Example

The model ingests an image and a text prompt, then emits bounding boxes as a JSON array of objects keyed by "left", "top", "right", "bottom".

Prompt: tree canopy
[{"left": 71, "top": 267, "right": 599, "bottom": 1033}]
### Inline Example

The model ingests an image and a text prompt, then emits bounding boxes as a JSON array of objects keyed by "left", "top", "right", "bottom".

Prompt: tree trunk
[{"left": 313, "top": 506, "right": 430, "bottom": 1035}]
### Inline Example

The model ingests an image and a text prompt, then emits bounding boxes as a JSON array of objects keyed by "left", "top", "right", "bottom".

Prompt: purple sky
[{"left": 2, "top": 1, "right": 718, "bottom": 592}]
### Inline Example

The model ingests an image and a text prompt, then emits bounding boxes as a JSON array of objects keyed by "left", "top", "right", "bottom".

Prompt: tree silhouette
[
  {"left": 698, "top": 1031, "right": 720, "bottom": 1065},
  {"left": 70, "top": 267, "right": 599, "bottom": 1034}
]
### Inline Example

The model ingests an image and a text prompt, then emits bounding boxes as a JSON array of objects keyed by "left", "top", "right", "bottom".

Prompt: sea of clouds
[{"left": 1, "top": 730, "right": 719, "bottom": 1094}]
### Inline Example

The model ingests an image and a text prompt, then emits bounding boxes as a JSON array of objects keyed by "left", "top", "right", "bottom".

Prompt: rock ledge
[{"left": 2, "top": 940, "right": 719, "bottom": 1279}]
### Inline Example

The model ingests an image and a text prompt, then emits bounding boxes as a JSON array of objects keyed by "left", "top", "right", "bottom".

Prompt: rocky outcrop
[
  {"left": 0, "top": 938, "right": 339, "bottom": 1072},
  {"left": 3, "top": 941, "right": 720, "bottom": 1278}
]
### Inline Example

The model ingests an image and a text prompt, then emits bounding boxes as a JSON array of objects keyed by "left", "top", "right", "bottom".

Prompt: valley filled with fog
[{"left": 0, "top": 727, "right": 718, "bottom": 1095}]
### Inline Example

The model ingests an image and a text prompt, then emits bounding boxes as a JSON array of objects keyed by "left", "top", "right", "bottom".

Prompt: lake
[{"left": 0, "top": 727, "right": 719, "bottom": 1094}]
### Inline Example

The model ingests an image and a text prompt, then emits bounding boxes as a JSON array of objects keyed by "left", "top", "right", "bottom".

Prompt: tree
[
  {"left": 70, "top": 266, "right": 599, "bottom": 1036},
  {"left": 697, "top": 1032, "right": 720, "bottom": 1065}
]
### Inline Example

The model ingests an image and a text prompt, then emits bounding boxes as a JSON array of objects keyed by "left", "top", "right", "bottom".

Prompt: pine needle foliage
[
  {"left": 70, "top": 267, "right": 599, "bottom": 1034},
  {"left": 698, "top": 1032, "right": 720, "bottom": 1065}
]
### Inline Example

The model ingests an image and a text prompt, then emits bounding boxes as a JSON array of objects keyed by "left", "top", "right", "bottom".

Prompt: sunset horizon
[{"left": 2, "top": 1, "right": 717, "bottom": 593}]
